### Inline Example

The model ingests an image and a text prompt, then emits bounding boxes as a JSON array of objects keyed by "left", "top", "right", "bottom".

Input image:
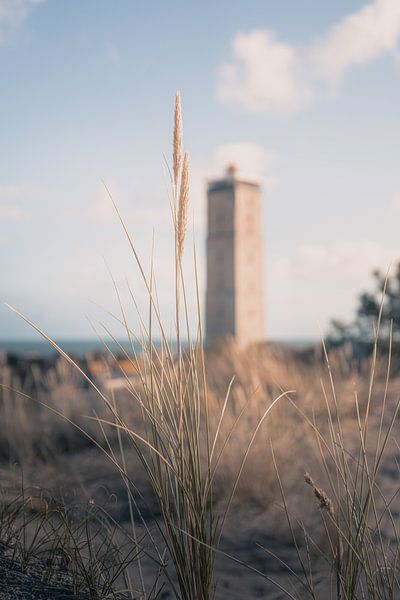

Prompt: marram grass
[
  {"left": 5, "top": 93, "right": 400, "bottom": 600},
  {"left": 6, "top": 93, "right": 284, "bottom": 600}
]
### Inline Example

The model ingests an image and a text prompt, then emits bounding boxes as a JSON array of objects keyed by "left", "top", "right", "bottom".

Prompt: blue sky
[{"left": 1, "top": 0, "right": 400, "bottom": 340}]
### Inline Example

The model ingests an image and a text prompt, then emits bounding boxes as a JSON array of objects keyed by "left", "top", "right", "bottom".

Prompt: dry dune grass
[
  {"left": 0, "top": 93, "right": 399, "bottom": 599},
  {"left": 0, "top": 338, "right": 399, "bottom": 598},
  {"left": 1, "top": 337, "right": 398, "bottom": 595}
]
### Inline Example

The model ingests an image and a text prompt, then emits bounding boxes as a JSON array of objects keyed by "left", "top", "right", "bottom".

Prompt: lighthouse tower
[{"left": 205, "top": 164, "right": 265, "bottom": 347}]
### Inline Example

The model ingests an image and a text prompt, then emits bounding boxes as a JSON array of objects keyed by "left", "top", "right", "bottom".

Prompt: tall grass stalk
[{"left": 7, "top": 93, "right": 284, "bottom": 599}]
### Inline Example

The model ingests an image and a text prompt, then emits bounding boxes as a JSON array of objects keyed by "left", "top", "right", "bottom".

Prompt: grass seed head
[
  {"left": 173, "top": 91, "right": 182, "bottom": 191},
  {"left": 304, "top": 472, "right": 334, "bottom": 517},
  {"left": 177, "top": 151, "right": 189, "bottom": 262}
]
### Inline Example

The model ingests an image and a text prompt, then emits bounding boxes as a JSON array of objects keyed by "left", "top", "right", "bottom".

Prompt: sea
[{"left": 0, "top": 338, "right": 316, "bottom": 358}]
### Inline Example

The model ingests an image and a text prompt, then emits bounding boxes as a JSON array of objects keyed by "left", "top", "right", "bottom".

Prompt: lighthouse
[{"left": 205, "top": 165, "right": 265, "bottom": 347}]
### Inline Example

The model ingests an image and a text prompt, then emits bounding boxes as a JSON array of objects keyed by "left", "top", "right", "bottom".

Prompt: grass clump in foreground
[
  {"left": 3, "top": 94, "right": 400, "bottom": 599},
  {"left": 0, "top": 485, "right": 140, "bottom": 599},
  {"left": 271, "top": 321, "right": 400, "bottom": 599},
  {"left": 7, "top": 92, "right": 284, "bottom": 599}
]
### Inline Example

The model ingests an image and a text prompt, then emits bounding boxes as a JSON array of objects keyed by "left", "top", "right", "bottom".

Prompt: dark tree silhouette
[{"left": 328, "top": 264, "right": 400, "bottom": 355}]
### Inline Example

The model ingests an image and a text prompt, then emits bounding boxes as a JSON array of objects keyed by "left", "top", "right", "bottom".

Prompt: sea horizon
[{"left": 0, "top": 337, "right": 317, "bottom": 358}]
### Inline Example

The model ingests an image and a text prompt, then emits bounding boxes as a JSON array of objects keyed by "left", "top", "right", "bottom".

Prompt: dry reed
[
  {"left": 4, "top": 92, "right": 286, "bottom": 600},
  {"left": 5, "top": 90, "right": 399, "bottom": 600},
  {"left": 173, "top": 91, "right": 182, "bottom": 191},
  {"left": 177, "top": 151, "right": 189, "bottom": 263}
]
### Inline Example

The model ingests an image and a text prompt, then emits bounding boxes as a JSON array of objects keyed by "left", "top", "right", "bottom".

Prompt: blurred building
[{"left": 206, "top": 164, "right": 265, "bottom": 347}]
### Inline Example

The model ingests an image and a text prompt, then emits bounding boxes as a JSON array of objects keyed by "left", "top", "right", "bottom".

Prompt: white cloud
[
  {"left": 65, "top": 182, "right": 170, "bottom": 227},
  {"left": 273, "top": 240, "right": 394, "bottom": 282},
  {"left": 268, "top": 240, "right": 395, "bottom": 337},
  {"left": 310, "top": 0, "right": 400, "bottom": 83},
  {"left": 217, "top": 30, "right": 313, "bottom": 115},
  {"left": 218, "top": 0, "right": 400, "bottom": 115},
  {"left": 0, "top": 0, "right": 45, "bottom": 45}
]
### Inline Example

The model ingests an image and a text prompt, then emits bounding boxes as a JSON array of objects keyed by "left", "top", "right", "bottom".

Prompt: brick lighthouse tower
[{"left": 205, "top": 164, "right": 265, "bottom": 347}]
